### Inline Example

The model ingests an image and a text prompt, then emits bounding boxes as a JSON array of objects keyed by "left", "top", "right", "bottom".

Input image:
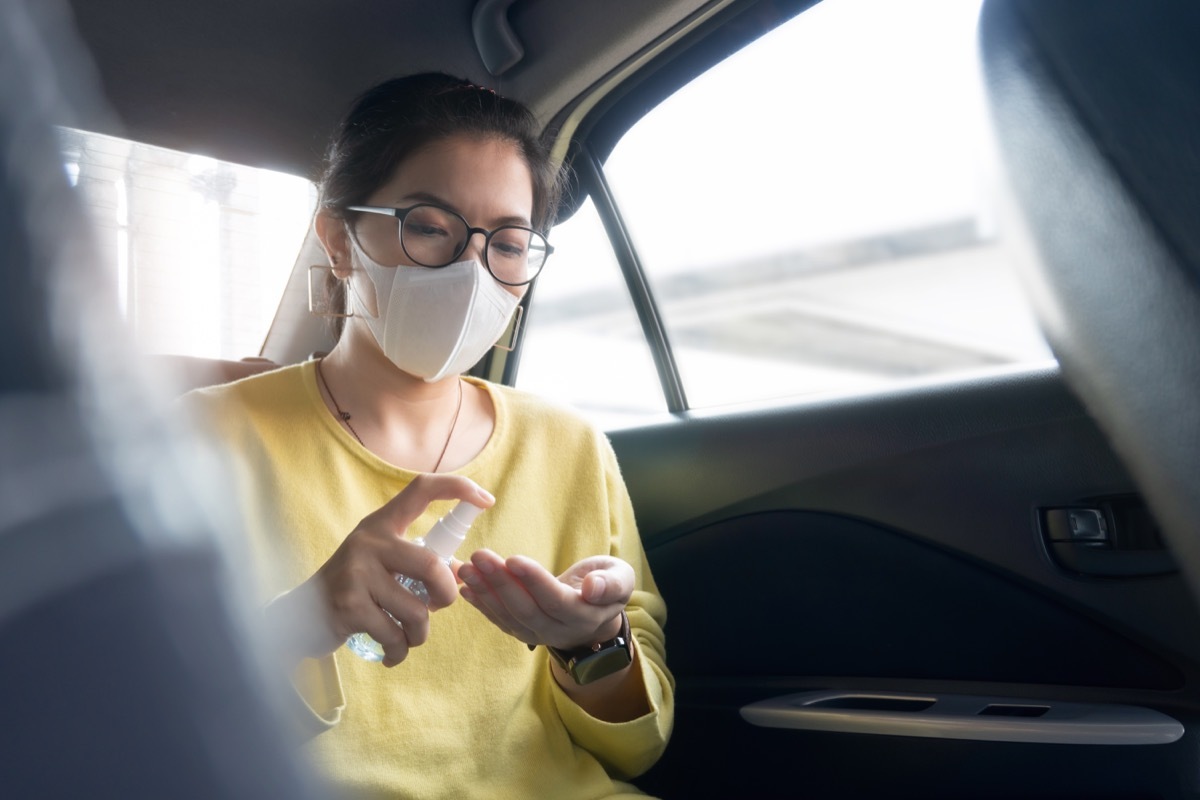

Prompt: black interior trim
[{"left": 576, "top": 145, "right": 688, "bottom": 411}]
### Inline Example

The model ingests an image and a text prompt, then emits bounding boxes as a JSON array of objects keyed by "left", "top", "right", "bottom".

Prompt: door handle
[{"left": 1041, "top": 497, "right": 1176, "bottom": 577}]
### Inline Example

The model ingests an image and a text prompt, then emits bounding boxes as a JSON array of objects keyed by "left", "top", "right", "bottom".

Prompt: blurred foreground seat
[
  {"left": 980, "top": 1, "right": 1200, "bottom": 596},
  {"left": 0, "top": 1, "right": 323, "bottom": 796}
]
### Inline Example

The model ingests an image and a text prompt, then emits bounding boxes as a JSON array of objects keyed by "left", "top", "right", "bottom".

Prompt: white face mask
[{"left": 348, "top": 235, "right": 520, "bottom": 383}]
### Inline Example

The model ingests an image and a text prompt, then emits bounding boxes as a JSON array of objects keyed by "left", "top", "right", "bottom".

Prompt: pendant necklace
[{"left": 315, "top": 358, "right": 463, "bottom": 473}]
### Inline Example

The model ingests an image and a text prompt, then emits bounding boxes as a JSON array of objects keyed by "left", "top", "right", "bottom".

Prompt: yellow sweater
[{"left": 182, "top": 361, "right": 673, "bottom": 799}]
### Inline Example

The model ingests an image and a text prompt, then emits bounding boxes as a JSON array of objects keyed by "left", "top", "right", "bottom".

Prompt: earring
[
  {"left": 494, "top": 305, "right": 524, "bottom": 352},
  {"left": 308, "top": 264, "right": 353, "bottom": 318}
]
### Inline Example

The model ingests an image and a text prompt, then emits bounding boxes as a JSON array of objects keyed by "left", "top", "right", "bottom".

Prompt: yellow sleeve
[
  {"left": 549, "top": 433, "right": 675, "bottom": 779},
  {"left": 286, "top": 655, "right": 345, "bottom": 737}
]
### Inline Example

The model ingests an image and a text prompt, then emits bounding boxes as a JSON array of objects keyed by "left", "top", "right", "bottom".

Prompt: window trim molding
[{"left": 576, "top": 144, "right": 689, "bottom": 413}]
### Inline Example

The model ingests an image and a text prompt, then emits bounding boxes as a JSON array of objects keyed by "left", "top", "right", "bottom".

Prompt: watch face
[{"left": 572, "top": 644, "right": 633, "bottom": 685}]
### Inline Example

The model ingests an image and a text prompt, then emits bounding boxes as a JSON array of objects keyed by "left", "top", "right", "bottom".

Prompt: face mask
[{"left": 348, "top": 235, "right": 520, "bottom": 382}]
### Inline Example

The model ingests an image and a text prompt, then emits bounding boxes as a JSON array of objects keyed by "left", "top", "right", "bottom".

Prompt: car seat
[
  {"left": 0, "top": 1, "right": 323, "bottom": 795},
  {"left": 979, "top": 0, "right": 1200, "bottom": 598}
]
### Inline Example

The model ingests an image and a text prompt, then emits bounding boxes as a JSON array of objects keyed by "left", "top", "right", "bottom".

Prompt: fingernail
[
  {"left": 478, "top": 488, "right": 495, "bottom": 505},
  {"left": 588, "top": 576, "right": 606, "bottom": 602},
  {"left": 461, "top": 568, "right": 480, "bottom": 586},
  {"left": 478, "top": 558, "right": 496, "bottom": 575}
]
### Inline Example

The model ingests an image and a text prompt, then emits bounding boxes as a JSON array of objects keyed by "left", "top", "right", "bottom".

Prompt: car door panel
[{"left": 613, "top": 365, "right": 1200, "bottom": 798}]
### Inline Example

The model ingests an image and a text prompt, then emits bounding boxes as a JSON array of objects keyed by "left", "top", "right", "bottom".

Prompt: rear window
[{"left": 59, "top": 128, "right": 315, "bottom": 360}]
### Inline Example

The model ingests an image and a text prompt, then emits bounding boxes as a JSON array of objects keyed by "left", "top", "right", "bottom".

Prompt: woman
[{"left": 182, "top": 73, "right": 673, "bottom": 799}]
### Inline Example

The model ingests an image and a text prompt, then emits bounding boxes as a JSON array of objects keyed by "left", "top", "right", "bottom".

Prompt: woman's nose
[{"left": 461, "top": 230, "right": 488, "bottom": 265}]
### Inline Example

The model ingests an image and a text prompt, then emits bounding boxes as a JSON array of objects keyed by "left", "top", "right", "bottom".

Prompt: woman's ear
[{"left": 315, "top": 208, "right": 352, "bottom": 279}]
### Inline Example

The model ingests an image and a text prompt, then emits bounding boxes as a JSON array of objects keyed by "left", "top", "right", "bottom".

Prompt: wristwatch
[{"left": 543, "top": 611, "right": 633, "bottom": 685}]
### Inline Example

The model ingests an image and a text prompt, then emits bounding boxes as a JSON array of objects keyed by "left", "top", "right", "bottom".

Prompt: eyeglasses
[{"left": 347, "top": 203, "right": 553, "bottom": 286}]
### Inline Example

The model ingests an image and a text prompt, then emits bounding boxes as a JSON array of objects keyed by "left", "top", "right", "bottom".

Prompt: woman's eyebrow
[
  {"left": 398, "top": 190, "right": 454, "bottom": 208},
  {"left": 399, "top": 191, "right": 532, "bottom": 228}
]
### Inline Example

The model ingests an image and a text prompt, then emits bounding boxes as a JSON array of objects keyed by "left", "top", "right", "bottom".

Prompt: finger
[
  {"left": 460, "top": 585, "right": 536, "bottom": 642},
  {"left": 581, "top": 568, "right": 633, "bottom": 606},
  {"left": 462, "top": 553, "right": 537, "bottom": 630},
  {"left": 559, "top": 556, "right": 635, "bottom": 606},
  {"left": 373, "top": 474, "right": 495, "bottom": 534},
  {"left": 458, "top": 562, "right": 522, "bottom": 629},
  {"left": 504, "top": 555, "right": 581, "bottom": 621},
  {"left": 469, "top": 550, "right": 548, "bottom": 617},
  {"left": 373, "top": 578, "right": 432, "bottom": 647},
  {"left": 376, "top": 542, "right": 459, "bottom": 611},
  {"left": 457, "top": 561, "right": 482, "bottom": 588},
  {"left": 462, "top": 583, "right": 533, "bottom": 640},
  {"left": 357, "top": 605, "right": 410, "bottom": 667}
]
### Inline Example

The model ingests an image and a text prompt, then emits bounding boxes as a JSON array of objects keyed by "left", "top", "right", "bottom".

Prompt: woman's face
[{"left": 350, "top": 134, "right": 536, "bottom": 300}]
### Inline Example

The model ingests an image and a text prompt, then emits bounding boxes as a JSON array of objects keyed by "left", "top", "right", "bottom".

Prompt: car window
[
  {"left": 519, "top": 0, "right": 1052, "bottom": 419},
  {"left": 517, "top": 197, "right": 668, "bottom": 428},
  {"left": 59, "top": 127, "right": 315, "bottom": 360}
]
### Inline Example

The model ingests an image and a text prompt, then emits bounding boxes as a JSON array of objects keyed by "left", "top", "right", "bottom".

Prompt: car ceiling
[{"left": 62, "top": 0, "right": 733, "bottom": 179}]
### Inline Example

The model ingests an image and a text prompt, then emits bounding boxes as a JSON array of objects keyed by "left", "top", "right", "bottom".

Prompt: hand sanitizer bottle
[{"left": 347, "top": 500, "right": 484, "bottom": 662}]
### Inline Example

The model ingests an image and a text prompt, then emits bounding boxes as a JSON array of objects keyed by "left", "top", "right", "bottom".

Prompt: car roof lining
[{"left": 62, "top": 0, "right": 729, "bottom": 179}]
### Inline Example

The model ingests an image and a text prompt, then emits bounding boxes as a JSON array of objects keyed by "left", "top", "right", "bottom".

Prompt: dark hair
[{"left": 318, "top": 73, "right": 564, "bottom": 334}]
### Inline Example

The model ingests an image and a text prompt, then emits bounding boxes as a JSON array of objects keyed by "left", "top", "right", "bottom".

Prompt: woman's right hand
[{"left": 266, "top": 474, "right": 494, "bottom": 668}]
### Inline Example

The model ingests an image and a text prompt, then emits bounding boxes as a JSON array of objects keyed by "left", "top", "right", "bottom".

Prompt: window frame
[{"left": 502, "top": 0, "right": 818, "bottom": 411}]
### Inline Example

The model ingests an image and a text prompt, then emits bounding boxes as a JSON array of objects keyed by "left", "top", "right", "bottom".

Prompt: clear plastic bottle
[{"left": 346, "top": 500, "right": 484, "bottom": 662}]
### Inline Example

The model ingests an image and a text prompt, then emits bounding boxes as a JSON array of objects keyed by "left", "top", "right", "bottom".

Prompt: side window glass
[
  {"left": 518, "top": 197, "right": 666, "bottom": 428},
  {"left": 601, "top": 0, "right": 1052, "bottom": 409}
]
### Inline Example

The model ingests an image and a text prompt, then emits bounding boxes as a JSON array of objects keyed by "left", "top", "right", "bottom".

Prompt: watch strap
[{"left": 544, "top": 611, "right": 633, "bottom": 685}]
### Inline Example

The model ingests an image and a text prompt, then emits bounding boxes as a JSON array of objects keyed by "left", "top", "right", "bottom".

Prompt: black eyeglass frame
[{"left": 346, "top": 203, "right": 553, "bottom": 286}]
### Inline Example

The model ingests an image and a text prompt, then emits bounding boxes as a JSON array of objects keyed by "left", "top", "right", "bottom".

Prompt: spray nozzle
[{"left": 423, "top": 500, "right": 485, "bottom": 558}]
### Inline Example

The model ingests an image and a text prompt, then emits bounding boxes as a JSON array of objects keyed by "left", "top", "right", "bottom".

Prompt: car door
[{"left": 512, "top": 1, "right": 1200, "bottom": 797}]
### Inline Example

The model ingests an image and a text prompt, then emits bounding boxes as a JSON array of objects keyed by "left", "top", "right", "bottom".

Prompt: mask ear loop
[{"left": 494, "top": 304, "right": 523, "bottom": 352}]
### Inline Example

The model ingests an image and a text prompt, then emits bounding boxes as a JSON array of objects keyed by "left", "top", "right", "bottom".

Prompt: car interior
[{"left": 3, "top": 0, "right": 1198, "bottom": 797}]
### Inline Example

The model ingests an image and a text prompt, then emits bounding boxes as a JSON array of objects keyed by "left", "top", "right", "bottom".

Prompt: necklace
[{"left": 315, "top": 358, "right": 464, "bottom": 473}]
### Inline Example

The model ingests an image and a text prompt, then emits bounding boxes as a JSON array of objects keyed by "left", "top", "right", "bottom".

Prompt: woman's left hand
[{"left": 457, "top": 551, "right": 633, "bottom": 649}]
